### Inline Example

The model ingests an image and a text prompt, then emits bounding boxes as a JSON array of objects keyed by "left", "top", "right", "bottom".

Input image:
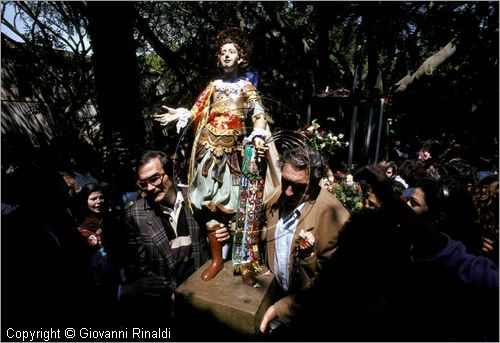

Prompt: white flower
[
  {"left": 307, "top": 119, "right": 321, "bottom": 133},
  {"left": 346, "top": 174, "right": 355, "bottom": 187},
  {"left": 298, "top": 229, "right": 315, "bottom": 248}
]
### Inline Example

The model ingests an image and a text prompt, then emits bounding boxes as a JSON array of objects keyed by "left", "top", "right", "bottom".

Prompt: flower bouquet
[
  {"left": 301, "top": 118, "right": 348, "bottom": 156},
  {"left": 322, "top": 171, "right": 363, "bottom": 213}
]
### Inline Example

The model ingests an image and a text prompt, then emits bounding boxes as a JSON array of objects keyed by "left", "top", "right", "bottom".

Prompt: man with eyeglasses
[
  {"left": 122, "top": 150, "right": 230, "bottom": 327},
  {"left": 259, "top": 145, "right": 350, "bottom": 337}
]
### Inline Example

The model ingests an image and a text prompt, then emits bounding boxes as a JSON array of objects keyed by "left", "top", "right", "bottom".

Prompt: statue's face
[{"left": 219, "top": 43, "right": 241, "bottom": 73}]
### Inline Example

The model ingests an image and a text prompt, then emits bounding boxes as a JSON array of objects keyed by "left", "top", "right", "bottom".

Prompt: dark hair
[
  {"left": 444, "top": 160, "right": 479, "bottom": 189},
  {"left": 439, "top": 143, "right": 464, "bottom": 163},
  {"left": 281, "top": 145, "right": 325, "bottom": 197},
  {"left": 398, "top": 159, "right": 426, "bottom": 188},
  {"left": 379, "top": 160, "right": 398, "bottom": 180},
  {"left": 421, "top": 139, "right": 444, "bottom": 158},
  {"left": 415, "top": 177, "right": 444, "bottom": 218},
  {"left": 75, "top": 182, "right": 108, "bottom": 221},
  {"left": 416, "top": 173, "right": 479, "bottom": 250},
  {"left": 136, "top": 150, "right": 174, "bottom": 179}
]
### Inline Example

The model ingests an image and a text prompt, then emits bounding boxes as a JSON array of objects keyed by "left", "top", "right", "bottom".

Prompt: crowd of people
[
  {"left": 2, "top": 131, "right": 498, "bottom": 341},
  {"left": 257, "top": 136, "right": 499, "bottom": 341}
]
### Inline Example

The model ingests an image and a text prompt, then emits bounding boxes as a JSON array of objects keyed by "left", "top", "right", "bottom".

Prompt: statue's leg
[{"left": 201, "top": 219, "right": 224, "bottom": 281}]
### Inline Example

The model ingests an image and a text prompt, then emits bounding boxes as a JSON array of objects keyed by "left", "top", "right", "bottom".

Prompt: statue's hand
[
  {"left": 153, "top": 106, "right": 179, "bottom": 126},
  {"left": 252, "top": 136, "right": 268, "bottom": 156}
]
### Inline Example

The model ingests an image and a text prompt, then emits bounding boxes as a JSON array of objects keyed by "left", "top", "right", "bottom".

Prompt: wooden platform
[{"left": 174, "top": 260, "right": 276, "bottom": 339}]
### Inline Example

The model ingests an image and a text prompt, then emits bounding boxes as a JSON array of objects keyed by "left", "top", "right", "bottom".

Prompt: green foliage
[
  {"left": 332, "top": 181, "right": 364, "bottom": 213},
  {"left": 144, "top": 53, "right": 166, "bottom": 72},
  {"left": 322, "top": 171, "right": 363, "bottom": 213}
]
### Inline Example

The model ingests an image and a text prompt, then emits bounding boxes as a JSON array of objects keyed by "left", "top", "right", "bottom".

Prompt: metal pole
[
  {"left": 365, "top": 105, "right": 374, "bottom": 161},
  {"left": 347, "top": 105, "right": 358, "bottom": 171},
  {"left": 347, "top": 36, "right": 364, "bottom": 171},
  {"left": 307, "top": 103, "right": 312, "bottom": 126},
  {"left": 374, "top": 98, "right": 385, "bottom": 163},
  {"left": 308, "top": 69, "right": 315, "bottom": 126}
]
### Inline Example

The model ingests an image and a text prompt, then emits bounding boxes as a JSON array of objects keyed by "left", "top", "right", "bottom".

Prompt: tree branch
[
  {"left": 132, "top": 5, "right": 193, "bottom": 93},
  {"left": 1, "top": 17, "right": 32, "bottom": 43},
  {"left": 394, "top": 39, "right": 457, "bottom": 92}
]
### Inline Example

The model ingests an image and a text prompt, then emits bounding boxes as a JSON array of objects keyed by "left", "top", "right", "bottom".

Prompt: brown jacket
[{"left": 263, "top": 187, "right": 350, "bottom": 323}]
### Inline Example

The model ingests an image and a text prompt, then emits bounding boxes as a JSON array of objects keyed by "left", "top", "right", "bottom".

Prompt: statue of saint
[{"left": 154, "top": 28, "right": 280, "bottom": 284}]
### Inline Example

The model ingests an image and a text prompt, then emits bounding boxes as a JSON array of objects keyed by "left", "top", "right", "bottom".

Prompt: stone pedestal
[{"left": 175, "top": 260, "right": 276, "bottom": 339}]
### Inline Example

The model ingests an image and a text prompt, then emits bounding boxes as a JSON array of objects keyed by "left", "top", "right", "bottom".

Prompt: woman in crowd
[{"left": 74, "top": 183, "right": 125, "bottom": 327}]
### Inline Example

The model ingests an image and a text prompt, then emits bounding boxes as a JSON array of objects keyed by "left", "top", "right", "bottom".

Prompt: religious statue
[{"left": 154, "top": 28, "right": 280, "bottom": 285}]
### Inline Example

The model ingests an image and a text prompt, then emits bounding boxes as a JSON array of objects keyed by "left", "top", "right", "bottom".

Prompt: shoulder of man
[
  {"left": 178, "top": 185, "right": 189, "bottom": 199},
  {"left": 124, "top": 197, "right": 148, "bottom": 218},
  {"left": 316, "top": 187, "right": 342, "bottom": 205},
  {"left": 124, "top": 198, "right": 137, "bottom": 211},
  {"left": 311, "top": 188, "right": 350, "bottom": 220}
]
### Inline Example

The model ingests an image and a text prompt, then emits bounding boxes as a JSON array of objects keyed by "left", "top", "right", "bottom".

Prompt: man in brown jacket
[{"left": 259, "top": 145, "right": 350, "bottom": 335}]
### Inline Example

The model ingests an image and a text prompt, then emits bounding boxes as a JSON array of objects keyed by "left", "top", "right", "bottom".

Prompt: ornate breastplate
[{"left": 206, "top": 79, "right": 248, "bottom": 136}]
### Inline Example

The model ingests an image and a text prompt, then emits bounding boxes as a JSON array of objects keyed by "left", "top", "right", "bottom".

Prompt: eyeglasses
[
  {"left": 281, "top": 177, "right": 308, "bottom": 194},
  {"left": 137, "top": 173, "right": 165, "bottom": 189}
]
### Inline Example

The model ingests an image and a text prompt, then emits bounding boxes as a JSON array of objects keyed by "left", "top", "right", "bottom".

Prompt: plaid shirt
[{"left": 123, "top": 188, "right": 208, "bottom": 292}]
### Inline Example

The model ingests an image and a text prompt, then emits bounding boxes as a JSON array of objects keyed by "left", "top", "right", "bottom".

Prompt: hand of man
[
  {"left": 153, "top": 106, "right": 179, "bottom": 126},
  {"left": 259, "top": 304, "right": 278, "bottom": 334},
  {"left": 482, "top": 237, "right": 495, "bottom": 253},
  {"left": 215, "top": 222, "right": 231, "bottom": 243}
]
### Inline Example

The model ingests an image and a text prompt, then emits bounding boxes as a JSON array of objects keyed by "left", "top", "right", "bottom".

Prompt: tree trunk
[{"left": 85, "top": 2, "right": 144, "bottom": 189}]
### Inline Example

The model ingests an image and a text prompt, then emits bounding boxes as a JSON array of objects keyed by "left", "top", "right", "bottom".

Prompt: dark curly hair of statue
[{"left": 215, "top": 27, "right": 251, "bottom": 70}]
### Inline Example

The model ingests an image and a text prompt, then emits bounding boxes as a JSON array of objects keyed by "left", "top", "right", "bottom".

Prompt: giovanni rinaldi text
[{"left": 5, "top": 327, "right": 172, "bottom": 341}]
